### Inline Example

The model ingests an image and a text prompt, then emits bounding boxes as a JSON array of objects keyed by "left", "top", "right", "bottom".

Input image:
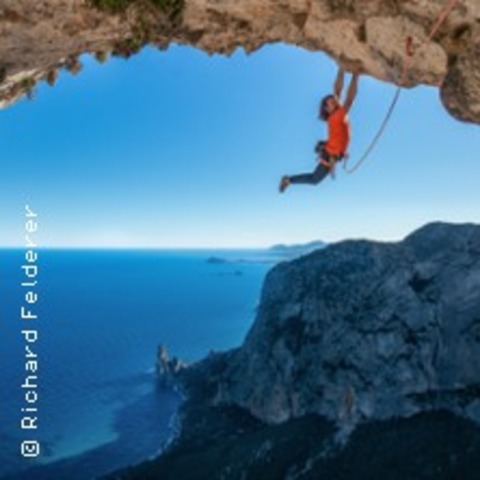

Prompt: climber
[{"left": 279, "top": 67, "right": 359, "bottom": 193}]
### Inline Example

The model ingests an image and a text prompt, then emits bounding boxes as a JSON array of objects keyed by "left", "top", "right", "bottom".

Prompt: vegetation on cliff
[{"left": 88, "top": 0, "right": 184, "bottom": 20}]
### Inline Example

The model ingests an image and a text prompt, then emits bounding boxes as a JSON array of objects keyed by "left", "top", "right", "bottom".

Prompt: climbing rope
[
  {"left": 343, "top": 85, "right": 403, "bottom": 174},
  {"left": 343, "top": 0, "right": 462, "bottom": 174}
]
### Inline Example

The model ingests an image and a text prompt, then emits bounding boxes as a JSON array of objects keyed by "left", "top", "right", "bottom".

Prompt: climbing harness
[{"left": 343, "top": 0, "right": 462, "bottom": 174}]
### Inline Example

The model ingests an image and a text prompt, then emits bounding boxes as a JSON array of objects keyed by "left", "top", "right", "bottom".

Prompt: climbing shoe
[{"left": 279, "top": 176, "right": 290, "bottom": 193}]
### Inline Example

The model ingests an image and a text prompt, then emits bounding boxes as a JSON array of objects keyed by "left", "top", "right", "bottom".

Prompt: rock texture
[
  {"left": 184, "top": 222, "right": 480, "bottom": 432},
  {"left": 156, "top": 344, "right": 187, "bottom": 387},
  {"left": 0, "top": 0, "right": 479, "bottom": 123}
]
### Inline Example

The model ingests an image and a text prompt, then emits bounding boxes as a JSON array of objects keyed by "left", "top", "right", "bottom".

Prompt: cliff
[
  {"left": 108, "top": 222, "right": 480, "bottom": 480},
  {"left": 1, "top": 0, "right": 479, "bottom": 124},
  {"left": 197, "top": 222, "right": 480, "bottom": 430}
]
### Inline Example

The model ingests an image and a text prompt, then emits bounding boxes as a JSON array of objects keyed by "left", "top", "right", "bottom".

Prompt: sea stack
[{"left": 156, "top": 345, "right": 187, "bottom": 388}]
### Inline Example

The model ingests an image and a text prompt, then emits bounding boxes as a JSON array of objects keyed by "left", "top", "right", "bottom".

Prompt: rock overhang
[{"left": 0, "top": 0, "right": 479, "bottom": 124}]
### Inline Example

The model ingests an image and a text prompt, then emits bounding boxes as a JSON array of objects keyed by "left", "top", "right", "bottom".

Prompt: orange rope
[{"left": 343, "top": 0, "right": 461, "bottom": 174}]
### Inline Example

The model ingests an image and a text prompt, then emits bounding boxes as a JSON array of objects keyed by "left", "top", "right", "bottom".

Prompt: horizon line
[{"left": 0, "top": 245, "right": 275, "bottom": 251}]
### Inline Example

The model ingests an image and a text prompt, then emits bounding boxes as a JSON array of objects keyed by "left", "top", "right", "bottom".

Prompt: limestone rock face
[
  {"left": 191, "top": 223, "right": 480, "bottom": 431},
  {"left": 0, "top": 0, "right": 479, "bottom": 123}
]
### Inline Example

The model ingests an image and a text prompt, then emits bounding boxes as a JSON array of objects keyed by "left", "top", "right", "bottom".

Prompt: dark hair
[{"left": 319, "top": 94, "right": 335, "bottom": 121}]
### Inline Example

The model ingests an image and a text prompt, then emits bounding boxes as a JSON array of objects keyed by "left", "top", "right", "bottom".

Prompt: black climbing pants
[
  {"left": 289, "top": 161, "right": 331, "bottom": 186},
  {"left": 288, "top": 144, "right": 342, "bottom": 186}
]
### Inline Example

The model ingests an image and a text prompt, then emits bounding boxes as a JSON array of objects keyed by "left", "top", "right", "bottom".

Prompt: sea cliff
[{"left": 106, "top": 222, "right": 480, "bottom": 479}]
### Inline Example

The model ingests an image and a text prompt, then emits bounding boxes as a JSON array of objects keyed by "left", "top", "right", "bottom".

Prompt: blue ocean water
[{"left": 0, "top": 249, "right": 272, "bottom": 479}]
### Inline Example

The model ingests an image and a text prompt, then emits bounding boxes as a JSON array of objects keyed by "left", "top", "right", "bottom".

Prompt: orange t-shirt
[{"left": 325, "top": 106, "right": 350, "bottom": 156}]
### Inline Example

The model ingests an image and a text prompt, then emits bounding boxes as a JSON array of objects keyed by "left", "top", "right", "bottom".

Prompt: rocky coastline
[{"left": 105, "top": 222, "right": 480, "bottom": 479}]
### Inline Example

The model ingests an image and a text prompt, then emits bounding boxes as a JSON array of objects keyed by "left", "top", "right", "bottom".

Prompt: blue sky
[{"left": 1, "top": 43, "right": 479, "bottom": 248}]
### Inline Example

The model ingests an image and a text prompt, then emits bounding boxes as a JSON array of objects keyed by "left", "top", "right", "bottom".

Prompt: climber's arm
[
  {"left": 333, "top": 67, "right": 345, "bottom": 98},
  {"left": 343, "top": 73, "right": 359, "bottom": 113}
]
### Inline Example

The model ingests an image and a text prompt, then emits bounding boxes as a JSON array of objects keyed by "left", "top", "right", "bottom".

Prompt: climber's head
[{"left": 319, "top": 94, "right": 339, "bottom": 121}]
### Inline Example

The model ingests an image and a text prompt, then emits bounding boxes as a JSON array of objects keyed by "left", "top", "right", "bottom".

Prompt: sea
[{"left": 0, "top": 249, "right": 276, "bottom": 480}]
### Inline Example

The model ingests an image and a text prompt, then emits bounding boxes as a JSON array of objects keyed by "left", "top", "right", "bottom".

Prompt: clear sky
[{"left": 1, "top": 43, "right": 479, "bottom": 248}]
